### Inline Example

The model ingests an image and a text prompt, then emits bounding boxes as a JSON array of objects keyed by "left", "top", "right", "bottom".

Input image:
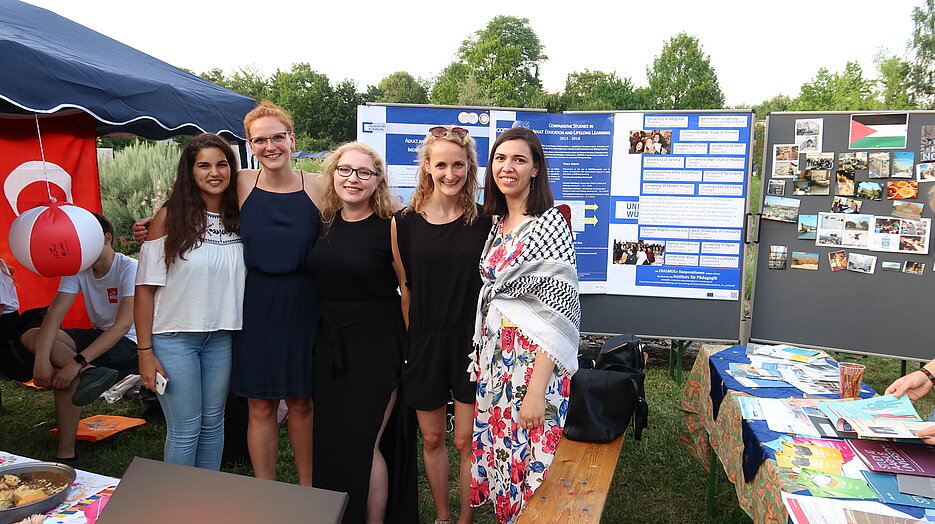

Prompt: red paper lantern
[{"left": 8, "top": 202, "right": 103, "bottom": 277}]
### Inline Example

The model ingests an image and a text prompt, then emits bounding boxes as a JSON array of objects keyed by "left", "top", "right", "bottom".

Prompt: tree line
[{"left": 192, "top": 4, "right": 935, "bottom": 153}]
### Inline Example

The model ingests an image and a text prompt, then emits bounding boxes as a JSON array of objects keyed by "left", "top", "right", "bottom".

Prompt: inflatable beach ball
[{"left": 9, "top": 202, "right": 103, "bottom": 277}]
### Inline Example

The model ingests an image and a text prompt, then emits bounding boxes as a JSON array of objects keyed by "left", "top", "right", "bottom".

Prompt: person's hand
[
  {"left": 137, "top": 350, "right": 167, "bottom": 391},
  {"left": 915, "top": 423, "right": 935, "bottom": 445},
  {"left": 519, "top": 391, "right": 546, "bottom": 431},
  {"left": 52, "top": 360, "right": 82, "bottom": 390},
  {"left": 33, "top": 358, "right": 53, "bottom": 388},
  {"left": 885, "top": 370, "right": 934, "bottom": 401},
  {"left": 132, "top": 217, "right": 153, "bottom": 243}
]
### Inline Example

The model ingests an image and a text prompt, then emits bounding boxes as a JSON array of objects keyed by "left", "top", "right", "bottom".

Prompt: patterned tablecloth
[
  {"left": 679, "top": 344, "right": 794, "bottom": 524},
  {"left": 678, "top": 345, "right": 906, "bottom": 524},
  {"left": 0, "top": 452, "right": 118, "bottom": 524}
]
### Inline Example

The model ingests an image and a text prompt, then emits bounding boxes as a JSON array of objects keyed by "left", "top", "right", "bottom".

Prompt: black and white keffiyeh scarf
[{"left": 469, "top": 206, "right": 581, "bottom": 379}]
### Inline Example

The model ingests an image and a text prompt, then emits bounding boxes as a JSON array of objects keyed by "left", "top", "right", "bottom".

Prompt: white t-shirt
[
  {"left": 135, "top": 212, "right": 246, "bottom": 334},
  {"left": 58, "top": 252, "right": 138, "bottom": 342},
  {"left": 0, "top": 264, "right": 18, "bottom": 315}
]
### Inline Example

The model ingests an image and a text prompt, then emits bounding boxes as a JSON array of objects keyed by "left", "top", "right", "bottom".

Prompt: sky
[{"left": 24, "top": 0, "right": 919, "bottom": 106}]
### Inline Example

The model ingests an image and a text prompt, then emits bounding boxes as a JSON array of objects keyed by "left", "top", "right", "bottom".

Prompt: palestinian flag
[{"left": 849, "top": 113, "right": 908, "bottom": 149}]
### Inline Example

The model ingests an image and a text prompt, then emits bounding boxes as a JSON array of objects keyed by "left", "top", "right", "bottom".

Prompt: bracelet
[
  {"left": 136, "top": 347, "right": 153, "bottom": 352},
  {"left": 920, "top": 367, "right": 935, "bottom": 386}
]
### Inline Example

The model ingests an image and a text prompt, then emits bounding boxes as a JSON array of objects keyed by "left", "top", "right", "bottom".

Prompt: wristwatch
[{"left": 73, "top": 353, "right": 89, "bottom": 368}]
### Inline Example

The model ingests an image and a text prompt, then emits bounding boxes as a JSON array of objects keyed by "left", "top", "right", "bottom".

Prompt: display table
[
  {"left": 0, "top": 451, "right": 118, "bottom": 524},
  {"left": 678, "top": 344, "right": 898, "bottom": 524}
]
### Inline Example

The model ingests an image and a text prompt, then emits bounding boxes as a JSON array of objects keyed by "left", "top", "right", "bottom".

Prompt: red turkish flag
[{"left": 0, "top": 112, "right": 101, "bottom": 327}]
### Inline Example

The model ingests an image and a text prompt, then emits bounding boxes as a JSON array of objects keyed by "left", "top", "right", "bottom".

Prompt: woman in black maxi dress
[{"left": 309, "top": 141, "right": 413, "bottom": 524}]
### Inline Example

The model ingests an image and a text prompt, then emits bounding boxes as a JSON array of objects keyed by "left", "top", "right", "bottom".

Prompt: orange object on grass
[
  {"left": 21, "top": 379, "right": 45, "bottom": 390},
  {"left": 50, "top": 415, "right": 145, "bottom": 442}
]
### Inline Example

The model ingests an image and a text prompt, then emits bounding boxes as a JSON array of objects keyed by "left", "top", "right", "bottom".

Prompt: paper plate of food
[{"left": 0, "top": 462, "right": 75, "bottom": 524}]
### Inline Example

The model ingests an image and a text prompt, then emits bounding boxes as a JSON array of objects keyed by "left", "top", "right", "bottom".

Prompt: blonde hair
[
  {"left": 320, "top": 142, "right": 398, "bottom": 228},
  {"left": 243, "top": 100, "right": 294, "bottom": 138},
  {"left": 404, "top": 127, "right": 479, "bottom": 224}
]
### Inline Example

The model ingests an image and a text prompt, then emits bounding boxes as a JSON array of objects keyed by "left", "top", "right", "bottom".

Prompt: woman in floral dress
[{"left": 468, "top": 127, "right": 580, "bottom": 523}]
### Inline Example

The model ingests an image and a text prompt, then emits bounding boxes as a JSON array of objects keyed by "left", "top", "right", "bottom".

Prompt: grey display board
[
  {"left": 580, "top": 294, "right": 743, "bottom": 341},
  {"left": 751, "top": 111, "right": 935, "bottom": 360}
]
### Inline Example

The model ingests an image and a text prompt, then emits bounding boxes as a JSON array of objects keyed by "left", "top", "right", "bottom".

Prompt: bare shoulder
[
  {"left": 148, "top": 207, "right": 169, "bottom": 240},
  {"left": 238, "top": 169, "right": 260, "bottom": 190},
  {"left": 237, "top": 168, "right": 260, "bottom": 204},
  {"left": 302, "top": 171, "right": 324, "bottom": 208}
]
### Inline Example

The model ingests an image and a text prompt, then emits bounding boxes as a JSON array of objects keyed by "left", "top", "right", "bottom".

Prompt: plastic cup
[{"left": 838, "top": 362, "right": 865, "bottom": 398}]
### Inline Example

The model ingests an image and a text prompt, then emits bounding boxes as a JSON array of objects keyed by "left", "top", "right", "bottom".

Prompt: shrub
[{"left": 98, "top": 141, "right": 179, "bottom": 255}]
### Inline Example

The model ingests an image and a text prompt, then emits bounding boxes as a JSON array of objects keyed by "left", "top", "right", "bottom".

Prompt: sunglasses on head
[{"left": 428, "top": 126, "right": 469, "bottom": 138}]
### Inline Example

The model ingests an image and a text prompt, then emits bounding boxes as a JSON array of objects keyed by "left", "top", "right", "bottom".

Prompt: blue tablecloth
[{"left": 707, "top": 346, "right": 877, "bottom": 483}]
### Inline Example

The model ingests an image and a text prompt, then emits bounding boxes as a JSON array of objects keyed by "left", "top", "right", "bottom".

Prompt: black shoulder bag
[{"left": 564, "top": 334, "right": 649, "bottom": 442}]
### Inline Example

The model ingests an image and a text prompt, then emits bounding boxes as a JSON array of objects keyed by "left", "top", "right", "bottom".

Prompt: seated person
[{"left": 19, "top": 213, "right": 138, "bottom": 465}]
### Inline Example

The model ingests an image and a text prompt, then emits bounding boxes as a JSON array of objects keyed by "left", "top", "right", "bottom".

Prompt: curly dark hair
[{"left": 163, "top": 133, "right": 240, "bottom": 265}]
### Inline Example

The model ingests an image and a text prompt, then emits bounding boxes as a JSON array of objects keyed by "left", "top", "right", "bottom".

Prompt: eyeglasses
[
  {"left": 428, "top": 126, "right": 469, "bottom": 138},
  {"left": 248, "top": 132, "right": 291, "bottom": 147},
  {"left": 336, "top": 165, "right": 378, "bottom": 180}
]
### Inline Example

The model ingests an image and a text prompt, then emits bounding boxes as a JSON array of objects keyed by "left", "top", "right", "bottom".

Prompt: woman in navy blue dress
[{"left": 233, "top": 101, "right": 321, "bottom": 485}]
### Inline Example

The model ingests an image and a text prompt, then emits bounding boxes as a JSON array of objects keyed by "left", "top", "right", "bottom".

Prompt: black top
[{"left": 395, "top": 205, "right": 492, "bottom": 335}]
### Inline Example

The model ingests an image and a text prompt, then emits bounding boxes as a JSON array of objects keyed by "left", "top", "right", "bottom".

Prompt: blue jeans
[{"left": 153, "top": 331, "right": 232, "bottom": 470}]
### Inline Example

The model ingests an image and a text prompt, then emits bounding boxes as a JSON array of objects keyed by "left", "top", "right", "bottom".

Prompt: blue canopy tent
[{"left": 0, "top": 0, "right": 255, "bottom": 139}]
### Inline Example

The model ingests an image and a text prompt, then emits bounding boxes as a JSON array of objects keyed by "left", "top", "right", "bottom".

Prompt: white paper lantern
[{"left": 8, "top": 202, "right": 104, "bottom": 277}]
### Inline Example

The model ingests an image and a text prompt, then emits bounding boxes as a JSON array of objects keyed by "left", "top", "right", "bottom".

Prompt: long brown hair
[
  {"left": 483, "top": 127, "right": 554, "bottom": 217},
  {"left": 319, "top": 142, "right": 398, "bottom": 229},
  {"left": 404, "top": 127, "right": 479, "bottom": 224},
  {"left": 163, "top": 134, "right": 240, "bottom": 265}
]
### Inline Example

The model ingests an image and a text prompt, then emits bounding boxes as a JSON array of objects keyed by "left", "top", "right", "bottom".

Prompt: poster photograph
[
  {"left": 797, "top": 214, "right": 818, "bottom": 239},
  {"left": 769, "top": 245, "right": 788, "bottom": 269},
  {"left": 828, "top": 250, "right": 847, "bottom": 271},
  {"left": 846, "top": 253, "right": 877, "bottom": 274},
  {"left": 628, "top": 129, "right": 673, "bottom": 154},
  {"left": 835, "top": 170, "right": 856, "bottom": 196},
  {"left": 869, "top": 217, "right": 930, "bottom": 254},
  {"left": 790, "top": 251, "right": 819, "bottom": 270},
  {"left": 855, "top": 181, "right": 883, "bottom": 201},
  {"left": 892, "top": 152, "right": 915, "bottom": 178},
  {"left": 767, "top": 178, "right": 785, "bottom": 196},
  {"left": 763, "top": 195, "right": 800, "bottom": 223},
  {"left": 892, "top": 201, "right": 924, "bottom": 220},
  {"left": 773, "top": 144, "right": 799, "bottom": 177},
  {"left": 881, "top": 261, "right": 902, "bottom": 271},
  {"left": 795, "top": 118, "right": 822, "bottom": 153},
  {"left": 922, "top": 125, "right": 935, "bottom": 161},
  {"left": 817, "top": 212, "right": 872, "bottom": 248},
  {"left": 917, "top": 162, "right": 935, "bottom": 182},
  {"left": 794, "top": 169, "right": 830, "bottom": 195},
  {"left": 868, "top": 152, "right": 891, "bottom": 178},
  {"left": 831, "top": 196, "right": 862, "bottom": 214},
  {"left": 838, "top": 152, "right": 868, "bottom": 171},
  {"left": 805, "top": 152, "right": 834, "bottom": 170},
  {"left": 886, "top": 180, "right": 919, "bottom": 200},
  {"left": 904, "top": 261, "right": 925, "bottom": 275}
]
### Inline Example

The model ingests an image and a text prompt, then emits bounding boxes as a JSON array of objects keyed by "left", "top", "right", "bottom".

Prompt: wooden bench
[{"left": 516, "top": 433, "right": 625, "bottom": 523}]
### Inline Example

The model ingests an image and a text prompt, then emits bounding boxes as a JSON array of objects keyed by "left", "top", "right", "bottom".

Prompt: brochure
[
  {"left": 848, "top": 440, "right": 935, "bottom": 477},
  {"left": 896, "top": 473, "right": 935, "bottom": 499},
  {"left": 861, "top": 470, "right": 935, "bottom": 509},
  {"left": 777, "top": 442, "right": 844, "bottom": 474},
  {"left": 798, "top": 468, "right": 877, "bottom": 499},
  {"left": 816, "top": 395, "right": 927, "bottom": 439}
]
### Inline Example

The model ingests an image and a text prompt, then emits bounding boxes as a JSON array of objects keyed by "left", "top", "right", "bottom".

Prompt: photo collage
[{"left": 766, "top": 114, "right": 931, "bottom": 277}]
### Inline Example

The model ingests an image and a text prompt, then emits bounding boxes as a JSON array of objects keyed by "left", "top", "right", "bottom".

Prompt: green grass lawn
[{"left": 1, "top": 349, "right": 930, "bottom": 523}]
